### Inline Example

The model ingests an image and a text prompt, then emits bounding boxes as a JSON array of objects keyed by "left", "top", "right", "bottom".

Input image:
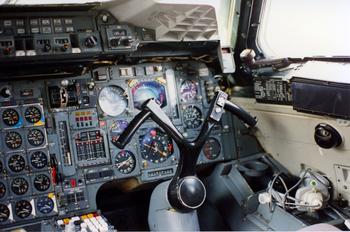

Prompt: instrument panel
[{"left": 0, "top": 61, "right": 233, "bottom": 228}]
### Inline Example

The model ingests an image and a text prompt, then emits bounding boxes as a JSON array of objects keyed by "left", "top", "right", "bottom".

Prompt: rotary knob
[
  {"left": 85, "top": 36, "right": 98, "bottom": 48},
  {"left": 1, "top": 88, "right": 11, "bottom": 98}
]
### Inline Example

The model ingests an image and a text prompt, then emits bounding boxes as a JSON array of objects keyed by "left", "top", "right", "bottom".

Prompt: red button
[
  {"left": 84, "top": 117, "right": 88, "bottom": 121},
  {"left": 80, "top": 117, "right": 83, "bottom": 121},
  {"left": 89, "top": 116, "right": 92, "bottom": 120},
  {"left": 76, "top": 118, "right": 79, "bottom": 122},
  {"left": 71, "top": 179, "right": 76, "bottom": 187}
]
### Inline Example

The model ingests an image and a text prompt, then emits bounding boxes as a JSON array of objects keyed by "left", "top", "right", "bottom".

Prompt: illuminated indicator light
[
  {"left": 6, "top": 102, "right": 11, "bottom": 106},
  {"left": 75, "top": 112, "right": 80, "bottom": 116},
  {"left": 84, "top": 117, "right": 88, "bottom": 121},
  {"left": 29, "top": 100, "right": 33, "bottom": 104},
  {"left": 182, "top": 106, "right": 186, "bottom": 110},
  {"left": 71, "top": 179, "right": 76, "bottom": 187},
  {"left": 143, "top": 163, "right": 147, "bottom": 166},
  {"left": 81, "top": 111, "right": 86, "bottom": 116},
  {"left": 24, "top": 100, "right": 29, "bottom": 104},
  {"left": 87, "top": 214, "right": 94, "bottom": 218},
  {"left": 100, "top": 121, "right": 106, "bottom": 126},
  {"left": 63, "top": 218, "right": 69, "bottom": 224},
  {"left": 93, "top": 213, "right": 99, "bottom": 217},
  {"left": 168, "top": 143, "right": 173, "bottom": 151},
  {"left": 80, "top": 117, "right": 83, "bottom": 121},
  {"left": 81, "top": 142, "right": 84, "bottom": 145},
  {"left": 204, "top": 148, "right": 210, "bottom": 151},
  {"left": 76, "top": 118, "right": 79, "bottom": 122},
  {"left": 191, "top": 105, "right": 194, "bottom": 108},
  {"left": 81, "top": 215, "right": 88, "bottom": 220},
  {"left": 34, "top": 100, "right": 39, "bottom": 103},
  {"left": 89, "top": 116, "right": 92, "bottom": 120},
  {"left": 87, "top": 111, "right": 91, "bottom": 115},
  {"left": 86, "top": 142, "right": 88, "bottom": 145},
  {"left": 150, "top": 130, "right": 156, "bottom": 136},
  {"left": 206, "top": 155, "right": 211, "bottom": 158},
  {"left": 149, "top": 66, "right": 153, "bottom": 71},
  {"left": 91, "top": 163, "right": 93, "bottom": 165}
]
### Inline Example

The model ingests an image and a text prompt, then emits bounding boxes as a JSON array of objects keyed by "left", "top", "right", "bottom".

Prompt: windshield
[{"left": 258, "top": 0, "right": 350, "bottom": 58}]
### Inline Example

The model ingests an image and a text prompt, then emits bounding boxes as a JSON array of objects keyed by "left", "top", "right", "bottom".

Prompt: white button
[
  {"left": 16, "top": 50, "right": 25, "bottom": 56},
  {"left": 31, "top": 28, "right": 39, "bottom": 33},
  {"left": 26, "top": 50, "right": 36, "bottom": 56}
]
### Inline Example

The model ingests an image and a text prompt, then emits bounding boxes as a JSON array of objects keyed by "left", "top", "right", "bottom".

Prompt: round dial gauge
[
  {"left": 183, "top": 105, "right": 203, "bottom": 129},
  {"left": 139, "top": 128, "right": 173, "bottom": 163},
  {"left": 5, "top": 132, "right": 22, "bottom": 149},
  {"left": 8, "top": 154, "right": 26, "bottom": 172},
  {"left": 30, "top": 151, "right": 48, "bottom": 169},
  {"left": 24, "top": 106, "right": 42, "bottom": 123},
  {"left": 0, "top": 204, "right": 9, "bottom": 222},
  {"left": 203, "top": 138, "right": 221, "bottom": 160},
  {"left": 33, "top": 174, "right": 50, "bottom": 192},
  {"left": 0, "top": 160, "right": 3, "bottom": 173},
  {"left": 14, "top": 200, "right": 32, "bottom": 218},
  {"left": 180, "top": 79, "right": 198, "bottom": 101},
  {"left": 37, "top": 196, "right": 54, "bottom": 214},
  {"left": 0, "top": 182, "right": 6, "bottom": 199},
  {"left": 11, "top": 178, "right": 29, "bottom": 195},
  {"left": 132, "top": 82, "right": 167, "bottom": 110},
  {"left": 99, "top": 85, "right": 128, "bottom": 116},
  {"left": 109, "top": 120, "right": 130, "bottom": 146},
  {"left": 115, "top": 150, "right": 136, "bottom": 174},
  {"left": 27, "top": 129, "right": 45, "bottom": 146},
  {"left": 2, "top": 109, "right": 20, "bottom": 126}
]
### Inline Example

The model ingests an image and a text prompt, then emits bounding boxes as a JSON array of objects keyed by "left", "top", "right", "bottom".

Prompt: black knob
[
  {"left": 1, "top": 88, "right": 11, "bottom": 98},
  {"left": 61, "top": 45, "right": 69, "bottom": 52},
  {"left": 85, "top": 36, "right": 98, "bottom": 48},
  {"left": 110, "top": 38, "right": 121, "bottom": 47},
  {"left": 4, "top": 47, "right": 11, "bottom": 55},
  {"left": 123, "top": 38, "right": 134, "bottom": 46},
  {"left": 314, "top": 123, "right": 342, "bottom": 149},
  {"left": 43, "top": 44, "right": 51, "bottom": 52}
]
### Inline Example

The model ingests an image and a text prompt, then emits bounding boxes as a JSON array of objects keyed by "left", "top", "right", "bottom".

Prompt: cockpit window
[{"left": 258, "top": 0, "right": 350, "bottom": 58}]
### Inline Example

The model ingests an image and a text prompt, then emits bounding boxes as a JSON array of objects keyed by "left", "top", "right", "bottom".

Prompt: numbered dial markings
[
  {"left": 37, "top": 196, "right": 54, "bottom": 214},
  {"left": 5, "top": 132, "right": 22, "bottom": 149},
  {"left": 132, "top": 82, "right": 167, "bottom": 110},
  {"left": 14, "top": 200, "right": 32, "bottom": 218},
  {"left": 99, "top": 85, "right": 128, "bottom": 116},
  {"left": 115, "top": 151, "right": 136, "bottom": 174},
  {"left": 11, "top": 178, "right": 29, "bottom": 195},
  {"left": 24, "top": 107, "right": 42, "bottom": 123},
  {"left": 8, "top": 155, "right": 26, "bottom": 172},
  {"left": 2, "top": 109, "right": 20, "bottom": 126},
  {"left": 33, "top": 174, "right": 51, "bottom": 192},
  {"left": 183, "top": 105, "right": 203, "bottom": 129},
  {"left": 203, "top": 138, "right": 221, "bottom": 160},
  {"left": 0, "top": 182, "right": 6, "bottom": 198},
  {"left": 30, "top": 151, "right": 48, "bottom": 169},
  {"left": 180, "top": 79, "right": 198, "bottom": 100},
  {"left": 139, "top": 128, "right": 173, "bottom": 163},
  {"left": 27, "top": 129, "right": 45, "bottom": 146}
]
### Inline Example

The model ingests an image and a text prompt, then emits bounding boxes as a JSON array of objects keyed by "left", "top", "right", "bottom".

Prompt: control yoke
[{"left": 114, "top": 90, "right": 257, "bottom": 212}]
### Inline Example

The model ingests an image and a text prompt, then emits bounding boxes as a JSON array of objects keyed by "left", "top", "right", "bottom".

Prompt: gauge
[
  {"left": 0, "top": 182, "right": 6, "bottom": 198},
  {"left": 33, "top": 174, "right": 51, "bottom": 192},
  {"left": 99, "top": 85, "right": 128, "bottom": 116},
  {"left": 0, "top": 204, "right": 9, "bottom": 222},
  {"left": 11, "top": 178, "right": 29, "bottom": 195},
  {"left": 27, "top": 129, "right": 45, "bottom": 146},
  {"left": 180, "top": 79, "right": 198, "bottom": 101},
  {"left": 132, "top": 82, "right": 167, "bottom": 110},
  {"left": 115, "top": 151, "right": 136, "bottom": 174},
  {"left": 183, "top": 105, "right": 203, "bottom": 129},
  {"left": 24, "top": 106, "right": 42, "bottom": 123},
  {"left": 37, "top": 196, "right": 54, "bottom": 214},
  {"left": 8, "top": 154, "right": 26, "bottom": 172},
  {"left": 5, "top": 132, "right": 22, "bottom": 149},
  {"left": 139, "top": 128, "right": 173, "bottom": 163},
  {"left": 109, "top": 120, "right": 130, "bottom": 146},
  {"left": 30, "top": 151, "right": 48, "bottom": 169},
  {"left": 0, "top": 160, "right": 3, "bottom": 173},
  {"left": 14, "top": 200, "right": 32, "bottom": 218},
  {"left": 2, "top": 109, "right": 20, "bottom": 126},
  {"left": 203, "top": 138, "right": 221, "bottom": 160}
]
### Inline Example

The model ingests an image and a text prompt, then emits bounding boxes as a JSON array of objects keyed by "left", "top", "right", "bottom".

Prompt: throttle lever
[{"left": 224, "top": 100, "right": 258, "bottom": 127}]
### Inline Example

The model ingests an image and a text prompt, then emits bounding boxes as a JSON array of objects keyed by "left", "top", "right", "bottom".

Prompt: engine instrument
[
  {"left": 8, "top": 155, "right": 26, "bottom": 172},
  {"left": 0, "top": 204, "right": 9, "bottom": 222},
  {"left": 132, "top": 82, "right": 167, "bottom": 110},
  {"left": 11, "top": 178, "right": 29, "bottom": 195},
  {"left": 139, "top": 128, "right": 173, "bottom": 163},
  {"left": 24, "top": 107, "right": 42, "bottom": 123},
  {"left": 98, "top": 85, "right": 128, "bottom": 116},
  {"left": 5, "top": 132, "right": 22, "bottom": 149},
  {"left": 30, "top": 151, "right": 48, "bottom": 169},
  {"left": 33, "top": 174, "right": 51, "bottom": 192},
  {"left": 109, "top": 120, "right": 130, "bottom": 146},
  {"left": 2, "top": 109, "right": 20, "bottom": 126},
  {"left": 203, "top": 137, "right": 221, "bottom": 160},
  {"left": 0, "top": 182, "right": 6, "bottom": 199},
  {"left": 115, "top": 151, "right": 136, "bottom": 174},
  {"left": 27, "top": 129, "right": 45, "bottom": 146},
  {"left": 37, "top": 196, "right": 54, "bottom": 214},
  {"left": 14, "top": 200, "right": 32, "bottom": 218}
]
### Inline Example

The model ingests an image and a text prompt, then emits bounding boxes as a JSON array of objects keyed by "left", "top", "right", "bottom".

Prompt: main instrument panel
[{"left": 0, "top": 60, "right": 234, "bottom": 229}]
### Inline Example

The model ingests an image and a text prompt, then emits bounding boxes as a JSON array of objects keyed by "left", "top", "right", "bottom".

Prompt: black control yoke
[{"left": 114, "top": 90, "right": 257, "bottom": 212}]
